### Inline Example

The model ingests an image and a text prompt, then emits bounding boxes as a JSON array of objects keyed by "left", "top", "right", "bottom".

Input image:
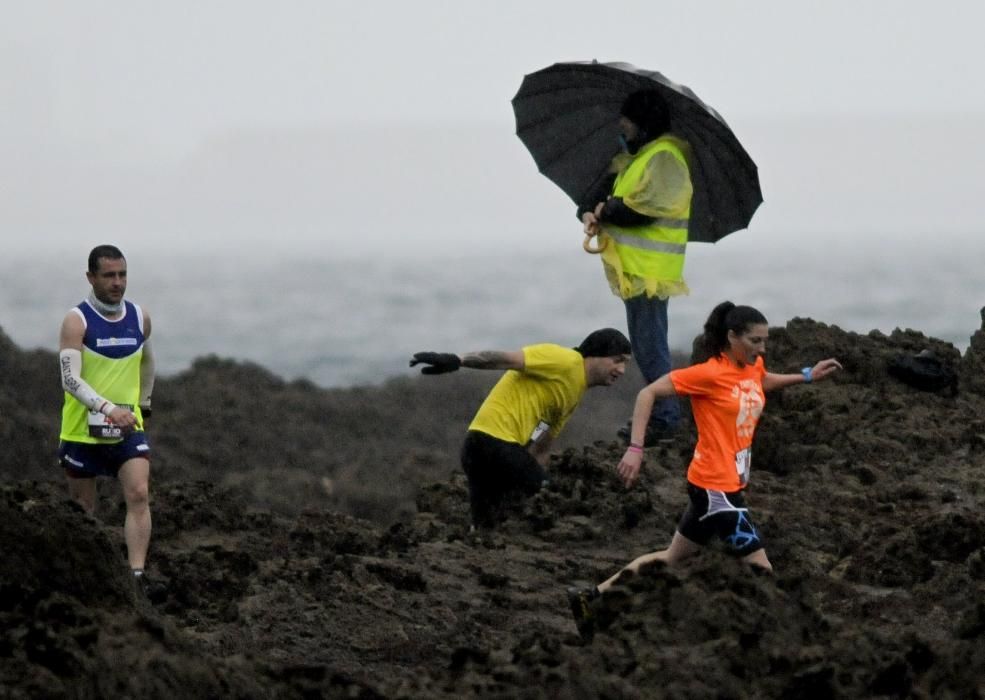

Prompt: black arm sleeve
[
  {"left": 597, "top": 197, "right": 654, "bottom": 227},
  {"left": 575, "top": 173, "right": 618, "bottom": 220}
]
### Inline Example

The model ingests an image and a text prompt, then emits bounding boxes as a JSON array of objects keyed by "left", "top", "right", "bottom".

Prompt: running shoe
[
  {"left": 567, "top": 586, "right": 598, "bottom": 641},
  {"left": 133, "top": 571, "right": 168, "bottom": 604}
]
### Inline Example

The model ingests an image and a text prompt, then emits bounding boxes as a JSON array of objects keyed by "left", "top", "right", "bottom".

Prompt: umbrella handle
[{"left": 583, "top": 232, "right": 608, "bottom": 254}]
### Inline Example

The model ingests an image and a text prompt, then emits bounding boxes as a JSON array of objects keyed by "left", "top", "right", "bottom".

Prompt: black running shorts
[{"left": 677, "top": 482, "right": 765, "bottom": 556}]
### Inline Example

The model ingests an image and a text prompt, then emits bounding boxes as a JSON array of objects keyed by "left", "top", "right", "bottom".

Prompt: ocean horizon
[{"left": 3, "top": 236, "right": 982, "bottom": 388}]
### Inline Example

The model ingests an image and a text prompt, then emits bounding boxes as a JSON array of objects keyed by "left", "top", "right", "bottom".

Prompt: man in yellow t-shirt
[{"left": 410, "top": 328, "right": 631, "bottom": 528}]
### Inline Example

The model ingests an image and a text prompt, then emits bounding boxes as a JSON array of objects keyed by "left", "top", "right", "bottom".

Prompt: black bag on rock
[{"left": 887, "top": 351, "right": 957, "bottom": 393}]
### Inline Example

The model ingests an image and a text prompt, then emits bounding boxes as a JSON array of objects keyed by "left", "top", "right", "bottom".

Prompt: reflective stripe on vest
[
  {"left": 602, "top": 137, "right": 690, "bottom": 284},
  {"left": 605, "top": 231, "right": 687, "bottom": 255}
]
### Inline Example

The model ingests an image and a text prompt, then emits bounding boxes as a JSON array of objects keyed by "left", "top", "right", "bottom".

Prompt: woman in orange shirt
[{"left": 569, "top": 301, "right": 841, "bottom": 637}]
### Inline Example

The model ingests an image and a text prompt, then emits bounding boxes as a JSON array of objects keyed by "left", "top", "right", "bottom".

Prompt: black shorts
[
  {"left": 677, "top": 482, "right": 764, "bottom": 556},
  {"left": 460, "top": 430, "right": 548, "bottom": 527}
]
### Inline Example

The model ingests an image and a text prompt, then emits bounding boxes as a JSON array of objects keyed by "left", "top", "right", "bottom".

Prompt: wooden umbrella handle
[{"left": 583, "top": 232, "right": 608, "bottom": 254}]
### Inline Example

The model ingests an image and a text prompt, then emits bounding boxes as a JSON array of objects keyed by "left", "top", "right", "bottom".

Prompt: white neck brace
[{"left": 87, "top": 290, "right": 123, "bottom": 316}]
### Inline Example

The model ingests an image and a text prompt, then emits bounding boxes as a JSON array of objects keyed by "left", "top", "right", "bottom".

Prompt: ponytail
[{"left": 699, "top": 301, "right": 768, "bottom": 358}]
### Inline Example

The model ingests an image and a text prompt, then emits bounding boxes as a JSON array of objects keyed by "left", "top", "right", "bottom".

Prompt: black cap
[
  {"left": 575, "top": 328, "right": 631, "bottom": 358},
  {"left": 619, "top": 90, "right": 671, "bottom": 138}
]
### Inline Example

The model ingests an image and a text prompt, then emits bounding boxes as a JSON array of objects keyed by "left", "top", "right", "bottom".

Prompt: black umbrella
[{"left": 512, "top": 61, "right": 763, "bottom": 244}]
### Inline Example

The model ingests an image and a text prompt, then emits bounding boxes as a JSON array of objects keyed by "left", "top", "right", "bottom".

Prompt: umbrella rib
[
  {"left": 530, "top": 125, "right": 615, "bottom": 173},
  {"left": 514, "top": 100, "right": 621, "bottom": 133},
  {"left": 681, "top": 124, "right": 762, "bottom": 237}
]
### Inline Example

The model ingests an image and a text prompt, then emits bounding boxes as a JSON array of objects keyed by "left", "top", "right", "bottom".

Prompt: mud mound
[
  {"left": 0, "top": 483, "right": 369, "bottom": 699},
  {"left": 2, "top": 313, "right": 985, "bottom": 697},
  {"left": 0, "top": 332, "right": 652, "bottom": 523}
]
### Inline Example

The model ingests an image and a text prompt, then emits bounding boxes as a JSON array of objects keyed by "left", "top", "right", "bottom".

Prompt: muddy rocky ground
[{"left": 2, "top": 313, "right": 985, "bottom": 698}]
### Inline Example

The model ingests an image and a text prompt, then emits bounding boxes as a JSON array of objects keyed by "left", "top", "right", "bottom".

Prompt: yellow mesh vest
[
  {"left": 60, "top": 348, "right": 144, "bottom": 444},
  {"left": 60, "top": 302, "right": 146, "bottom": 444}
]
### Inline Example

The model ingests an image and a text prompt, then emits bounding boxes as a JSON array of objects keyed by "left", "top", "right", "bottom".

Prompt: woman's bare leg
[{"left": 598, "top": 531, "right": 702, "bottom": 593}]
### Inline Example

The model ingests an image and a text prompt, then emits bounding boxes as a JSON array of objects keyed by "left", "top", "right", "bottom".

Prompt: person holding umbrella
[
  {"left": 566, "top": 301, "right": 842, "bottom": 640},
  {"left": 410, "top": 328, "right": 632, "bottom": 529},
  {"left": 512, "top": 61, "right": 764, "bottom": 446},
  {"left": 579, "top": 88, "right": 693, "bottom": 445}
]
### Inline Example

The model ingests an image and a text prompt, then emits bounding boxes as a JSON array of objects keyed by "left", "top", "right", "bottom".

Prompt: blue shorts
[{"left": 58, "top": 432, "right": 151, "bottom": 479}]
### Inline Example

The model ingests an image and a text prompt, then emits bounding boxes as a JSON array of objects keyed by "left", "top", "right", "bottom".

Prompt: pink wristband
[{"left": 627, "top": 445, "right": 643, "bottom": 455}]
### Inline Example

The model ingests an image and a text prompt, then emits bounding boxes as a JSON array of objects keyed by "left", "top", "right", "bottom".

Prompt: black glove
[{"left": 409, "top": 352, "right": 462, "bottom": 375}]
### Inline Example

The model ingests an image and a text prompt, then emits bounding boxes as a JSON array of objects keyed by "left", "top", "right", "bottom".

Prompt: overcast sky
[{"left": 2, "top": 1, "right": 984, "bottom": 259}]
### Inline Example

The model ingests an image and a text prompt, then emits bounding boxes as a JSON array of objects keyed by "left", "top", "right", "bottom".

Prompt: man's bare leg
[
  {"left": 118, "top": 458, "right": 151, "bottom": 571},
  {"left": 67, "top": 476, "right": 97, "bottom": 514}
]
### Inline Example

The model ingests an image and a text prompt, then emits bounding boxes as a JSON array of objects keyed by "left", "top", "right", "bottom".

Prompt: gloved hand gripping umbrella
[{"left": 512, "top": 61, "right": 763, "bottom": 250}]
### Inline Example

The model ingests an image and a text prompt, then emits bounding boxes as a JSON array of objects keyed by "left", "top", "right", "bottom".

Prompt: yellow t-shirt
[{"left": 468, "top": 344, "right": 587, "bottom": 445}]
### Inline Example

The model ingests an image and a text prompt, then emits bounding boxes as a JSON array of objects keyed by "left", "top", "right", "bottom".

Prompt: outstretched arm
[
  {"left": 461, "top": 350, "right": 524, "bottom": 370},
  {"left": 617, "top": 374, "right": 678, "bottom": 487},
  {"left": 410, "top": 350, "right": 524, "bottom": 374},
  {"left": 762, "top": 358, "right": 842, "bottom": 392}
]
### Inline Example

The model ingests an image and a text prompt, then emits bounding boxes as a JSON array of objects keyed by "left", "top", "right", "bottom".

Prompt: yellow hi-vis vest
[{"left": 599, "top": 136, "right": 691, "bottom": 300}]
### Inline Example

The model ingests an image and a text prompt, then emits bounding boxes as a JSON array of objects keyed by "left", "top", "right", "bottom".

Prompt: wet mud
[{"left": 2, "top": 314, "right": 984, "bottom": 697}]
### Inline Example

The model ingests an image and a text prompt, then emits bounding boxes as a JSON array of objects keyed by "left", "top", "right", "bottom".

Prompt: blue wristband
[{"left": 801, "top": 367, "right": 813, "bottom": 384}]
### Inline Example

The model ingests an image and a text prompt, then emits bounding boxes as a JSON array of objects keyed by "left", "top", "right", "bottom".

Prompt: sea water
[{"left": 2, "top": 236, "right": 982, "bottom": 388}]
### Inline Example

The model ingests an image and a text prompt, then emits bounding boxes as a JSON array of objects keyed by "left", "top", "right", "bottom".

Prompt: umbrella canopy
[{"left": 512, "top": 61, "right": 763, "bottom": 243}]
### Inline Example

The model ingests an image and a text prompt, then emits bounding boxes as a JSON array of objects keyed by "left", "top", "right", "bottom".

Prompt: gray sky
[{"left": 2, "top": 0, "right": 984, "bottom": 259}]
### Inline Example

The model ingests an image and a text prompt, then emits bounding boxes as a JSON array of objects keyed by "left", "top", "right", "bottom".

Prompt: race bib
[
  {"left": 528, "top": 420, "right": 551, "bottom": 445},
  {"left": 735, "top": 447, "right": 752, "bottom": 487},
  {"left": 87, "top": 404, "right": 133, "bottom": 439}
]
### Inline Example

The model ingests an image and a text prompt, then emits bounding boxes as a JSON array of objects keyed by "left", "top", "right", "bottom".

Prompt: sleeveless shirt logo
[{"left": 96, "top": 337, "right": 138, "bottom": 348}]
